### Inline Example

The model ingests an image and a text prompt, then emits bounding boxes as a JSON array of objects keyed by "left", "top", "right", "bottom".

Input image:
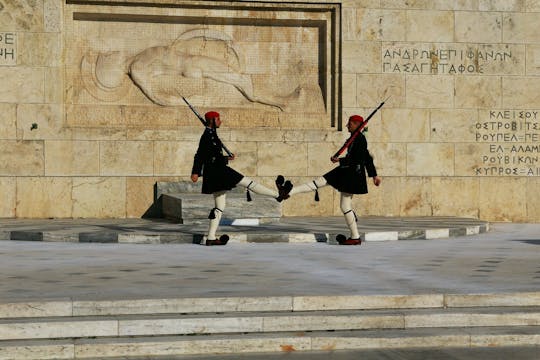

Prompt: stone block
[
  {"left": 481, "top": 0, "right": 525, "bottom": 11},
  {"left": 526, "top": 178, "right": 540, "bottom": 222},
  {"left": 432, "top": 177, "right": 480, "bottom": 218},
  {"left": 100, "top": 141, "right": 154, "bottom": 176},
  {"left": 504, "top": 13, "right": 540, "bottom": 43},
  {"left": 72, "top": 177, "right": 126, "bottom": 218},
  {"left": 455, "top": 76, "right": 502, "bottom": 109},
  {"left": 406, "top": 75, "right": 454, "bottom": 108},
  {"left": 370, "top": 143, "right": 406, "bottom": 176},
  {"left": 526, "top": 45, "right": 540, "bottom": 75},
  {"left": 16, "top": 177, "right": 72, "bottom": 218},
  {"left": 0, "top": 140, "right": 44, "bottom": 176},
  {"left": 308, "top": 142, "right": 341, "bottom": 176},
  {"left": 527, "top": 0, "right": 540, "bottom": 11},
  {"left": 454, "top": 143, "right": 485, "bottom": 176},
  {"left": 257, "top": 142, "right": 308, "bottom": 177},
  {"left": 44, "top": 67, "right": 63, "bottom": 104},
  {"left": 44, "top": 0, "right": 63, "bottom": 32},
  {"left": 153, "top": 141, "right": 199, "bottom": 176},
  {"left": 127, "top": 176, "right": 179, "bottom": 218},
  {"left": 479, "top": 177, "right": 527, "bottom": 221},
  {"left": 357, "top": 9, "right": 406, "bottom": 41},
  {"left": 406, "top": 10, "right": 454, "bottom": 42},
  {"left": 400, "top": 177, "right": 432, "bottom": 216},
  {"left": 223, "top": 142, "right": 258, "bottom": 177},
  {"left": 17, "top": 104, "right": 68, "bottom": 140},
  {"left": 342, "top": 73, "right": 357, "bottom": 107},
  {"left": 455, "top": 12, "right": 502, "bottom": 43},
  {"left": 19, "top": 32, "right": 61, "bottom": 67},
  {"left": 430, "top": 109, "right": 478, "bottom": 143},
  {"left": 503, "top": 77, "right": 540, "bottom": 108},
  {"left": 292, "top": 294, "right": 444, "bottom": 311},
  {"left": 342, "top": 7, "right": 357, "bottom": 41},
  {"left": 0, "top": 177, "right": 16, "bottom": 217},
  {"left": 163, "top": 193, "right": 281, "bottom": 224},
  {"left": 0, "top": 103, "right": 16, "bottom": 139},
  {"left": 65, "top": 104, "right": 125, "bottom": 127},
  {"left": 407, "top": 143, "right": 455, "bottom": 176},
  {"left": 356, "top": 74, "right": 405, "bottom": 109},
  {"left": 354, "top": 176, "right": 401, "bottom": 216},
  {"left": 0, "top": 67, "right": 44, "bottom": 103},
  {"left": 0, "top": 301, "right": 72, "bottom": 318},
  {"left": 376, "top": 109, "right": 430, "bottom": 142},
  {"left": 0, "top": 0, "right": 44, "bottom": 31},
  {"left": 343, "top": 41, "right": 381, "bottom": 74},
  {"left": 45, "top": 140, "right": 99, "bottom": 176}
]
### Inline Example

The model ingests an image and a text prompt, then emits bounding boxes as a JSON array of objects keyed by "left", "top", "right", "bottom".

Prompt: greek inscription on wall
[
  {"left": 0, "top": 32, "right": 16, "bottom": 66},
  {"left": 474, "top": 110, "right": 540, "bottom": 176},
  {"left": 382, "top": 43, "right": 514, "bottom": 75}
]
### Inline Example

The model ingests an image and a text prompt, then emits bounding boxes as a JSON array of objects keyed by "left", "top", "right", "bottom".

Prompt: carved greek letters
[
  {"left": 474, "top": 110, "right": 540, "bottom": 176},
  {"left": 382, "top": 44, "right": 514, "bottom": 75},
  {"left": 0, "top": 32, "right": 16, "bottom": 66}
]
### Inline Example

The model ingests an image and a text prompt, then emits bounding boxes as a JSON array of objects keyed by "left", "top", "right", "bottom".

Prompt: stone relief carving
[{"left": 81, "top": 29, "right": 317, "bottom": 111}]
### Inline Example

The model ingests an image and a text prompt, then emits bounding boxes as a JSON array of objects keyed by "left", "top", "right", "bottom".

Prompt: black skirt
[
  {"left": 323, "top": 165, "right": 368, "bottom": 194},
  {"left": 201, "top": 165, "right": 243, "bottom": 194}
]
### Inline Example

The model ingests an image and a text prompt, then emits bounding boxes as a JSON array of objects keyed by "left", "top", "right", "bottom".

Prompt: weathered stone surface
[
  {"left": 0, "top": 67, "right": 44, "bottom": 103},
  {"left": 357, "top": 9, "right": 406, "bottom": 41},
  {"left": 407, "top": 143, "right": 455, "bottom": 176},
  {"left": 153, "top": 141, "right": 199, "bottom": 176},
  {"left": 257, "top": 142, "right": 308, "bottom": 177},
  {"left": 356, "top": 74, "right": 405, "bottom": 109},
  {"left": 455, "top": 76, "right": 502, "bottom": 109},
  {"left": 455, "top": 12, "right": 502, "bottom": 43},
  {"left": 432, "top": 177, "right": 480, "bottom": 217},
  {"left": 503, "top": 77, "right": 540, "bottom": 108},
  {"left": 479, "top": 177, "right": 527, "bottom": 221},
  {"left": 45, "top": 140, "right": 99, "bottom": 176},
  {"left": 72, "top": 177, "right": 126, "bottom": 218},
  {"left": 17, "top": 104, "right": 68, "bottom": 140},
  {"left": 406, "top": 76, "right": 454, "bottom": 108},
  {"left": 0, "top": 103, "right": 16, "bottom": 139},
  {"left": 16, "top": 177, "right": 72, "bottom": 218},
  {"left": 100, "top": 141, "right": 154, "bottom": 176},
  {"left": 0, "top": 140, "right": 44, "bottom": 176},
  {"left": 406, "top": 10, "right": 454, "bottom": 42},
  {"left": 400, "top": 177, "right": 432, "bottom": 216},
  {"left": 19, "top": 32, "right": 61, "bottom": 67},
  {"left": 343, "top": 41, "right": 381, "bottom": 74},
  {"left": 430, "top": 109, "right": 478, "bottom": 143},
  {"left": 0, "top": 177, "right": 16, "bottom": 217}
]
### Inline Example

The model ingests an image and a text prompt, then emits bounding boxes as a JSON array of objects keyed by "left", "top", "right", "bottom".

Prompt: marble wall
[{"left": 1, "top": 0, "right": 539, "bottom": 222}]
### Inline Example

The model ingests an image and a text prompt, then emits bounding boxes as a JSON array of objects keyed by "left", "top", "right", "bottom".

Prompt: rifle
[
  {"left": 182, "top": 97, "right": 234, "bottom": 157},
  {"left": 332, "top": 97, "right": 389, "bottom": 159}
]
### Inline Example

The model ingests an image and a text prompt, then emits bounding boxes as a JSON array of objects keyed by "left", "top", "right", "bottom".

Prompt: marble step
[
  {"left": 3, "top": 292, "right": 540, "bottom": 319},
  {"left": 1, "top": 307, "right": 540, "bottom": 341},
  {"left": 162, "top": 193, "right": 282, "bottom": 225},
  {"left": 1, "top": 326, "right": 539, "bottom": 359}
]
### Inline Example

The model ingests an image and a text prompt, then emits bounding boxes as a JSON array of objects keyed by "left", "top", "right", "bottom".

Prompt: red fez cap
[
  {"left": 204, "top": 111, "right": 220, "bottom": 121},
  {"left": 349, "top": 115, "right": 364, "bottom": 123}
]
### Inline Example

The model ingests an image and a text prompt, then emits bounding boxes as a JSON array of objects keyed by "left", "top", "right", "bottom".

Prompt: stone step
[
  {"left": 3, "top": 292, "right": 540, "bottom": 319},
  {"left": 1, "top": 326, "right": 539, "bottom": 359},
  {"left": 162, "top": 193, "right": 282, "bottom": 225},
  {"left": 1, "top": 307, "right": 540, "bottom": 341}
]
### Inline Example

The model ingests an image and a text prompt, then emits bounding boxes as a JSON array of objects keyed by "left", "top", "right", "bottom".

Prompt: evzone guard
[
  {"left": 285, "top": 114, "right": 381, "bottom": 245},
  {"left": 189, "top": 105, "right": 291, "bottom": 246}
]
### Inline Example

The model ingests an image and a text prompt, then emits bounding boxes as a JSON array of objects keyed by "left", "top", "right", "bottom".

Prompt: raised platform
[{"left": 0, "top": 216, "right": 489, "bottom": 244}]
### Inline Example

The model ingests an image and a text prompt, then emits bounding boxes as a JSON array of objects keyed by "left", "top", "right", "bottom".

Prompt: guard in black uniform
[
  {"left": 287, "top": 115, "right": 381, "bottom": 245},
  {"left": 191, "top": 111, "right": 290, "bottom": 245}
]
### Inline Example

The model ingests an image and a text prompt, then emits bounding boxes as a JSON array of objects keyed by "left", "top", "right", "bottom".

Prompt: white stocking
[
  {"left": 207, "top": 191, "right": 226, "bottom": 241},
  {"left": 289, "top": 176, "right": 327, "bottom": 196},
  {"left": 340, "top": 192, "right": 360, "bottom": 240},
  {"left": 238, "top": 177, "right": 278, "bottom": 198}
]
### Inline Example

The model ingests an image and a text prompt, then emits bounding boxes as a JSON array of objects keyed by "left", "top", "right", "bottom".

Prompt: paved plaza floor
[{"left": 0, "top": 221, "right": 538, "bottom": 302}]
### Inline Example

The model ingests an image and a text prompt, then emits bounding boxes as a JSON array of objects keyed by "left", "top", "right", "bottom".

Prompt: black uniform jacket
[
  {"left": 191, "top": 127, "right": 243, "bottom": 194},
  {"left": 323, "top": 132, "right": 377, "bottom": 194}
]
